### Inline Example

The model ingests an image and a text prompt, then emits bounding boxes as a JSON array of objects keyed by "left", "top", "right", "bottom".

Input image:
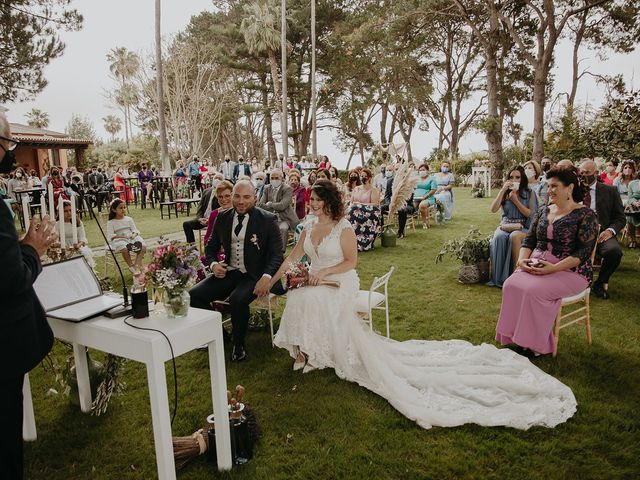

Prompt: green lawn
[{"left": 25, "top": 189, "right": 640, "bottom": 479}]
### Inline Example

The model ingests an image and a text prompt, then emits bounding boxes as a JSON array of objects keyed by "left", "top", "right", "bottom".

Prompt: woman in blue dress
[
  {"left": 488, "top": 165, "right": 538, "bottom": 287},
  {"left": 413, "top": 163, "right": 438, "bottom": 228},
  {"left": 433, "top": 161, "right": 455, "bottom": 220}
]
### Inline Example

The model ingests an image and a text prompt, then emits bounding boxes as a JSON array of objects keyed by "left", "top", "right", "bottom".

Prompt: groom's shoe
[
  {"left": 592, "top": 282, "right": 609, "bottom": 300},
  {"left": 231, "top": 346, "right": 247, "bottom": 362}
]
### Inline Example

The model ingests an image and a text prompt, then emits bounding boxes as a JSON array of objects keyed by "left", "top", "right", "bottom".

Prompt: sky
[{"left": 3, "top": 0, "right": 639, "bottom": 169}]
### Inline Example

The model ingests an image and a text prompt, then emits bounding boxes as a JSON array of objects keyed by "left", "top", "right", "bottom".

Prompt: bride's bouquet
[{"left": 284, "top": 261, "right": 340, "bottom": 290}]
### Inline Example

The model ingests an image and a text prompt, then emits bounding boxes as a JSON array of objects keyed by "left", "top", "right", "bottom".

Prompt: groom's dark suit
[{"left": 189, "top": 207, "right": 284, "bottom": 352}]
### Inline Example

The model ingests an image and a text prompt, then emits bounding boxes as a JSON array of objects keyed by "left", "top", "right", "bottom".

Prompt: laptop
[{"left": 33, "top": 256, "right": 122, "bottom": 322}]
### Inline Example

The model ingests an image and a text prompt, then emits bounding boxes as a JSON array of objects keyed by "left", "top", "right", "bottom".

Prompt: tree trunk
[
  {"left": 379, "top": 100, "right": 388, "bottom": 145},
  {"left": 568, "top": 12, "right": 587, "bottom": 111},
  {"left": 531, "top": 68, "right": 547, "bottom": 163},
  {"left": 267, "top": 48, "right": 281, "bottom": 107},
  {"left": 261, "top": 75, "right": 277, "bottom": 162},
  {"left": 485, "top": 5, "right": 504, "bottom": 183},
  {"left": 155, "top": 0, "right": 170, "bottom": 174}
]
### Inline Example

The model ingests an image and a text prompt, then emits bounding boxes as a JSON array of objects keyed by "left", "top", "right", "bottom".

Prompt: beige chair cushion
[
  {"left": 561, "top": 288, "right": 590, "bottom": 305},
  {"left": 355, "top": 291, "right": 386, "bottom": 312}
]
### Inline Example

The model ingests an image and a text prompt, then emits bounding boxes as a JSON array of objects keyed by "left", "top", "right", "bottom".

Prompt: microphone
[{"left": 88, "top": 202, "right": 132, "bottom": 318}]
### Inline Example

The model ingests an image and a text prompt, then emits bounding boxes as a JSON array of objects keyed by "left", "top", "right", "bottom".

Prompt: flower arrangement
[
  {"left": 284, "top": 261, "right": 340, "bottom": 289},
  {"left": 147, "top": 239, "right": 205, "bottom": 291}
]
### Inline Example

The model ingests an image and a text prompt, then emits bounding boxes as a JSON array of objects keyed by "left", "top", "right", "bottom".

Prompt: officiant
[{"left": 0, "top": 112, "right": 57, "bottom": 480}]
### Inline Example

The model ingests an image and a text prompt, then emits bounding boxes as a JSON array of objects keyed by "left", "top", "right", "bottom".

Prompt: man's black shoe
[
  {"left": 231, "top": 346, "right": 247, "bottom": 362},
  {"left": 592, "top": 282, "right": 609, "bottom": 300}
]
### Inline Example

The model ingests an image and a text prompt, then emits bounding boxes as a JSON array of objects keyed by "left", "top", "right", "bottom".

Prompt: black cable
[{"left": 123, "top": 316, "right": 179, "bottom": 427}]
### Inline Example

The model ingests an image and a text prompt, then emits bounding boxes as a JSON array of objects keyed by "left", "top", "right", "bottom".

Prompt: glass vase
[{"left": 162, "top": 288, "right": 190, "bottom": 318}]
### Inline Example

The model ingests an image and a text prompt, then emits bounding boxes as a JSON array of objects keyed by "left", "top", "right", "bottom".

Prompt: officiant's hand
[
  {"left": 253, "top": 276, "right": 271, "bottom": 296},
  {"left": 21, "top": 214, "right": 57, "bottom": 257}
]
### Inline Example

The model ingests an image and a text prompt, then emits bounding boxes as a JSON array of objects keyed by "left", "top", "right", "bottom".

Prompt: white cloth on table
[{"left": 274, "top": 217, "right": 576, "bottom": 430}]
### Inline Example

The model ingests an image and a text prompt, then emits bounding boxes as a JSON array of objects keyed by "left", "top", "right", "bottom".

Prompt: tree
[
  {"left": 106, "top": 47, "right": 140, "bottom": 146},
  {"left": 26, "top": 108, "right": 50, "bottom": 128},
  {"left": 0, "top": 0, "right": 83, "bottom": 102},
  {"left": 103, "top": 115, "right": 122, "bottom": 142},
  {"left": 65, "top": 114, "right": 96, "bottom": 169}
]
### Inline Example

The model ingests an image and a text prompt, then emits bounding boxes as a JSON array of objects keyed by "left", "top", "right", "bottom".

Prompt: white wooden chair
[
  {"left": 355, "top": 266, "right": 395, "bottom": 338},
  {"left": 552, "top": 229, "right": 599, "bottom": 357},
  {"left": 214, "top": 292, "right": 281, "bottom": 346}
]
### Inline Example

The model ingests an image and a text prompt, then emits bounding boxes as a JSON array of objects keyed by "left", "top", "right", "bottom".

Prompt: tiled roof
[{"left": 9, "top": 123, "right": 93, "bottom": 146}]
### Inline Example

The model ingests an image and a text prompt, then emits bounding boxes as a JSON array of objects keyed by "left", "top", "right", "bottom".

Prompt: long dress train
[{"left": 273, "top": 218, "right": 576, "bottom": 430}]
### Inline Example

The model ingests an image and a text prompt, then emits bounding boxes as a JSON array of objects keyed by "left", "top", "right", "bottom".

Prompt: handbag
[{"left": 500, "top": 222, "right": 523, "bottom": 233}]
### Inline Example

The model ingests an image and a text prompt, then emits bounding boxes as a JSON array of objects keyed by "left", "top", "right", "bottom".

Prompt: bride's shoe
[
  {"left": 302, "top": 362, "right": 316, "bottom": 374},
  {"left": 293, "top": 353, "right": 307, "bottom": 371}
]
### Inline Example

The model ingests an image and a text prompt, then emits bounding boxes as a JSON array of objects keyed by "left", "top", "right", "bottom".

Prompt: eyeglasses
[{"left": 0, "top": 134, "right": 19, "bottom": 152}]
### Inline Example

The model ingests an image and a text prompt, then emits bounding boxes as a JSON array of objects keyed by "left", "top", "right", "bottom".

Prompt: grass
[{"left": 25, "top": 188, "right": 640, "bottom": 479}]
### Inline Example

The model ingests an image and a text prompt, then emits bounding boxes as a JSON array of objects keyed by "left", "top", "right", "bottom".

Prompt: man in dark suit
[
  {"left": 232, "top": 156, "right": 252, "bottom": 183},
  {"left": 189, "top": 180, "right": 284, "bottom": 361},
  {"left": 182, "top": 186, "right": 220, "bottom": 244},
  {"left": 0, "top": 113, "right": 56, "bottom": 479},
  {"left": 578, "top": 159, "right": 626, "bottom": 299}
]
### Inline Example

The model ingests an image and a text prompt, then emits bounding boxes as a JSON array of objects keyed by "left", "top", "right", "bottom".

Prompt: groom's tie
[{"left": 234, "top": 214, "right": 245, "bottom": 237}]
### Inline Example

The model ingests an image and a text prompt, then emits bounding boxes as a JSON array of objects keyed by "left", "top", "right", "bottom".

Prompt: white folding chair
[{"left": 355, "top": 266, "right": 395, "bottom": 338}]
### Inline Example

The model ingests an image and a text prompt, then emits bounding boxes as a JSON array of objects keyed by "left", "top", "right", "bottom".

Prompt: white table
[{"left": 35, "top": 307, "right": 232, "bottom": 479}]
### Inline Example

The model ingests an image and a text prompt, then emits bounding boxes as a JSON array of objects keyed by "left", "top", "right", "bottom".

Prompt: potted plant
[
  {"left": 435, "top": 228, "right": 491, "bottom": 284},
  {"left": 434, "top": 199, "right": 445, "bottom": 224}
]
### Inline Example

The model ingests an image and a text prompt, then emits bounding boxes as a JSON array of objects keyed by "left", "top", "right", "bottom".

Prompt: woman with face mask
[
  {"left": 615, "top": 160, "right": 640, "bottom": 248},
  {"left": 412, "top": 164, "right": 438, "bottom": 228},
  {"left": 433, "top": 161, "right": 455, "bottom": 220},
  {"left": 600, "top": 160, "right": 619, "bottom": 186},
  {"left": 347, "top": 168, "right": 381, "bottom": 251},
  {"left": 488, "top": 165, "right": 538, "bottom": 287},
  {"left": 523, "top": 160, "right": 544, "bottom": 205}
]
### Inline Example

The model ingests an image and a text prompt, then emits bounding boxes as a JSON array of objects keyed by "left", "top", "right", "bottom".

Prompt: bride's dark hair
[{"left": 310, "top": 179, "right": 344, "bottom": 220}]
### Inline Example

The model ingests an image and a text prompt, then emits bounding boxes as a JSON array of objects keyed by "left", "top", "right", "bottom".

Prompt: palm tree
[
  {"left": 240, "top": 0, "right": 283, "bottom": 111},
  {"left": 103, "top": 115, "right": 122, "bottom": 142},
  {"left": 26, "top": 108, "right": 50, "bottom": 129},
  {"left": 155, "top": 0, "right": 170, "bottom": 174},
  {"left": 106, "top": 47, "right": 140, "bottom": 146}
]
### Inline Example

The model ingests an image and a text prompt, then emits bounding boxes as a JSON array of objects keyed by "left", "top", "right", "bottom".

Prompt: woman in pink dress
[{"left": 496, "top": 167, "right": 598, "bottom": 356}]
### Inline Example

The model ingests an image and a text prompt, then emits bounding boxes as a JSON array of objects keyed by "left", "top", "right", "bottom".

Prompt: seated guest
[
  {"left": 86, "top": 165, "right": 106, "bottom": 210},
  {"left": 600, "top": 159, "right": 618, "bottom": 186},
  {"left": 203, "top": 180, "right": 234, "bottom": 246},
  {"left": 496, "top": 167, "right": 598, "bottom": 356},
  {"left": 412, "top": 163, "right": 438, "bottom": 229},
  {"left": 252, "top": 171, "right": 266, "bottom": 198},
  {"left": 578, "top": 159, "right": 626, "bottom": 299},
  {"left": 55, "top": 200, "right": 95, "bottom": 267},
  {"left": 613, "top": 160, "right": 638, "bottom": 248},
  {"left": 182, "top": 183, "right": 220, "bottom": 244},
  {"left": 113, "top": 166, "right": 132, "bottom": 203},
  {"left": 488, "top": 166, "right": 538, "bottom": 287},
  {"left": 287, "top": 170, "right": 307, "bottom": 221},
  {"left": 348, "top": 167, "right": 381, "bottom": 251},
  {"left": 258, "top": 169, "right": 300, "bottom": 251},
  {"left": 48, "top": 167, "right": 69, "bottom": 207},
  {"left": 556, "top": 159, "right": 574, "bottom": 169},
  {"left": 624, "top": 166, "right": 640, "bottom": 249},
  {"left": 346, "top": 169, "right": 361, "bottom": 201},
  {"left": 433, "top": 161, "right": 455, "bottom": 220},
  {"left": 138, "top": 163, "right": 154, "bottom": 202},
  {"left": 524, "top": 160, "right": 544, "bottom": 206},
  {"left": 106, "top": 198, "right": 146, "bottom": 273}
]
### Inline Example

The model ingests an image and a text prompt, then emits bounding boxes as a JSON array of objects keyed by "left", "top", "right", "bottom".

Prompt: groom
[{"left": 189, "top": 180, "right": 284, "bottom": 361}]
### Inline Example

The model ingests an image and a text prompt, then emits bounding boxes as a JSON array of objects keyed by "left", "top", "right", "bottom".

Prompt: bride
[{"left": 268, "top": 180, "right": 576, "bottom": 430}]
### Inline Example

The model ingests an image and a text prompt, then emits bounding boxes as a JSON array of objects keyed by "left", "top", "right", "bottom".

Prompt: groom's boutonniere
[{"left": 250, "top": 234, "right": 260, "bottom": 250}]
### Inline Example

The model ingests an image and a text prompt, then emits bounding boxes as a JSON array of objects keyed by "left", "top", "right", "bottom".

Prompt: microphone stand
[{"left": 88, "top": 202, "right": 132, "bottom": 318}]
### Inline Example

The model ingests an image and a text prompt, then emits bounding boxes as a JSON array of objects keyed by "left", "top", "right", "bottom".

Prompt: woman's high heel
[{"left": 293, "top": 353, "right": 307, "bottom": 371}]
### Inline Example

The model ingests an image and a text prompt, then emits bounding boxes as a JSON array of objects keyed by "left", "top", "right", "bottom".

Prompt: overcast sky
[{"left": 4, "top": 0, "right": 639, "bottom": 168}]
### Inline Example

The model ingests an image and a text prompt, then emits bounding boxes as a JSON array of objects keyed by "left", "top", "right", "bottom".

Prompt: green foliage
[
  {"left": 88, "top": 141, "right": 128, "bottom": 168},
  {"left": 0, "top": 0, "right": 83, "bottom": 102},
  {"left": 435, "top": 227, "right": 490, "bottom": 265},
  {"left": 26, "top": 108, "right": 50, "bottom": 129}
]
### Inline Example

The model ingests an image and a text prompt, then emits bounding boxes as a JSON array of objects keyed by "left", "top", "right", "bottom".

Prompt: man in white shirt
[{"left": 220, "top": 155, "right": 236, "bottom": 183}]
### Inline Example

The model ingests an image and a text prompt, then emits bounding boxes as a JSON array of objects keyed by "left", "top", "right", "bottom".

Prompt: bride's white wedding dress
[{"left": 273, "top": 218, "right": 577, "bottom": 430}]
